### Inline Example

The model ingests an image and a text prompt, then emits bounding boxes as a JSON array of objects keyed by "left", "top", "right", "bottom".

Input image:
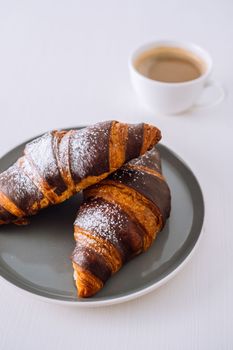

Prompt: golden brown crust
[
  {"left": 53, "top": 130, "right": 75, "bottom": 192},
  {"left": 74, "top": 172, "right": 111, "bottom": 193},
  {"left": 72, "top": 147, "right": 171, "bottom": 298},
  {"left": 73, "top": 262, "right": 103, "bottom": 298},
  {"left": 0, "top": 191, "right": 26, "bottom": 218},
  {"left": 0, "top": 121, "right": 161, "bottom": 225},
  {"left": 74, "top": 227, "right": 122, "bottom": 273},
  {"left": 109, "top": 121, "right": 128, "bottom": 170},
  {"left": 19, "top": 157, "right": 60, "bottom": 205},
  {"left": 85, "top": 182, "right": 163, "bottom": 251},
  {"left": 141, "top": 124, "right": 161, "bottom": 155}
]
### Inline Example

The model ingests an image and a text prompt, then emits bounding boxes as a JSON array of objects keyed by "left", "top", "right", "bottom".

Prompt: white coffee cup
[{"left": 129, "top": 40, "right": 224, "bottom": 115}]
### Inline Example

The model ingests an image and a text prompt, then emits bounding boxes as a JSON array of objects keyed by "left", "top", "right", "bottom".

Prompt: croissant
[
  {"left": 72, "top": 146, "right": 171, "bottom": 297},
  {"left": 0, "top": 121, "right": 161, "bottom": 225}
]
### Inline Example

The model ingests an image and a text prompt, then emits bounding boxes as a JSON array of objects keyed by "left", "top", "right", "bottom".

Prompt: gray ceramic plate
[{"left": 0, "top": 131, "right": 204, "bottom": 306}]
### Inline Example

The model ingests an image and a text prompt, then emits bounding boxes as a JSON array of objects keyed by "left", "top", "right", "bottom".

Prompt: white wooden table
[{"left": 0, "top": 1, "right": 233, "bottom": 349}]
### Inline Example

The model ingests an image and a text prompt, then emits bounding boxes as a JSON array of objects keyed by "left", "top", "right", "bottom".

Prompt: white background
[{"left": 0, "top": 0, "right": 233, "bottom": 349}]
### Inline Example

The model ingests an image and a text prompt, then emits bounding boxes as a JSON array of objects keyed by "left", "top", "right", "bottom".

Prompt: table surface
[{"left": 0, "top": 0, "right": 233, "bottom": 349}]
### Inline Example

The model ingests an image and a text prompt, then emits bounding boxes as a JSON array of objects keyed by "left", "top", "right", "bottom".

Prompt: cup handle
[{"left": 193, "top": 79, "right": 225, "bottom": 110}]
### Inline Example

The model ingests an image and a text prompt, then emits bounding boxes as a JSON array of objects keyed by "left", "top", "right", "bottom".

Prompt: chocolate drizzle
[
  {"left": 72, "top": 244, "right": 111, "bottom": 283},
  {"left": 69, "top": 121, "right": 112, "bottom": 183},
  {"left": 0, "top": 163, "right": 44, "bottom": 215},
  {"left": 111, "top": 167, "right": 170, "bottom": 223},
  {"left": 74, "top": 198, "right": 145, "bottom": 262},
  {"left": 73, "top": 146, "right": 171, "bottom": 294},
  {"left": 0, "top": 121, "right": 161, "bottom": 224},
  {"left": 25, "top": 132, "right": 68, "bottom": 195},
  {"left": 0, "top": 204, "right": 17, "bottom": 222},
  {"left": 129, "top": 147, "right": 162, "bottom": 174},
  {"left": 125, "top": 123, "right": 144, "bottom": 162}
]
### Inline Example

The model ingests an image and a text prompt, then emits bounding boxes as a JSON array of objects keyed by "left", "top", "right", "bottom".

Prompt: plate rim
[{"left": 0, "top": 128, "right": 205, "bottom": 307}]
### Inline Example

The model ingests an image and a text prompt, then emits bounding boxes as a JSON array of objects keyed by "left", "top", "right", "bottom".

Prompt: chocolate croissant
[
  {"left": 0, "top": 121, "right": 161, "bottom": 225},
  {"left": 72, "top": 146, "right": 171, "bottom": 297}
]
